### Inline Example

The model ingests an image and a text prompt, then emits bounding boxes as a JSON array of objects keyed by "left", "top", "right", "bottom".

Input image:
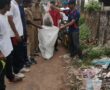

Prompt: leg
[
  {"left": 12, "top": 41, "right": 24, "bottom": 74},
  {"left": 69, "top": 32, "right": 74, "bottom": 57},
  {"left": 55, "top": 39, "right": 58, "bottom": 51},
  {"left": 72, "top": 32, "right": 82, "bottom": 58},
  {"left": 5, "top": 53, "right": 14, "bottom": 81},
  {"left": 0, "top": 61, "right": 5, "bottom": 90}
]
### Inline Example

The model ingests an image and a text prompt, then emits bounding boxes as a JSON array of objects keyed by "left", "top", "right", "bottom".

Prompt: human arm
[
  {"left": 8, "top": 16, "right": 21, "bottom": 41},
  {"left": 60, "top": 19, "right": 75, "bottom": 30},
  {"left": 60, "top": 10, "right": 80, "bottom": 30}
]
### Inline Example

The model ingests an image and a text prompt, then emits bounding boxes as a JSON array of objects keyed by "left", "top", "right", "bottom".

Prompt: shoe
[
  {"left": 20, "top": 67, "right": 30, "bottom": 73},
  {"left": 30, "top": 57, "right": 37, "bottom": 64},
  {"left": 9, "top": 76, "right": 23, "bottom": 83},
  {"left": 15, "top": 73, "right": 25, "bottom": 78},
  {"left": 25, "top": 61, "right": 31, "bottom": 68}
]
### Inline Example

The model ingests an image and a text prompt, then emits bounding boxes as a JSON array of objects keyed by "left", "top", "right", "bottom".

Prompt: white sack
[{"left": 38, "top": 26, "right": 59, "bottom": 60}]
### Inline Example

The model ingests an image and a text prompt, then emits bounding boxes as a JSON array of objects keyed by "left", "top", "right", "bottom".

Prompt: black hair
[
  {"left": 0, "top": 0, "right": 11, "bottom": 9},
  {"left": 23, "top": 0, "right": 32, "bottom": 3},
  {"left": 50, "top": 1, "right": 55, "bottom": 5}
]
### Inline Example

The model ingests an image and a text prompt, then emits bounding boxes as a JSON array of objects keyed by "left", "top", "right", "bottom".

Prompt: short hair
[
  {"left": 0, "top": 0, "right": 11, "bottom": 9},
  {"left": 68, "top": 0, "right": 76, "bottom": 5},
  {"left": 50, "top": 1, "right": 55, "bottom": 5},
  {"left": 23, "top": 0, "right": 32, "bottom": 3}
]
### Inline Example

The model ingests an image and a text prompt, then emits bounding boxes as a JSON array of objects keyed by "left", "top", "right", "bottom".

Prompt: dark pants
[
  {"left": 69, "top": 31, "right": 82, "bottom": 57},
  {"left": 0, "top": 61, "right": 5, "bottom": 90},
  {"left": 55, "top": 40, "right": 58, "bottom": 49},
  {"left": 22, "top": 41, "right": 29, "bottom": 64},
  {"left": 11, "top": 37, "right": 25, "bottom": 74},
  {"left": 5, "top": 53, "right": 14, "bottom": 81}
]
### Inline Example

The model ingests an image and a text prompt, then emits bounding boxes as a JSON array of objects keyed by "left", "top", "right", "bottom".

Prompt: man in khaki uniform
[
  {"left": 32, "top": 0, "right": 42, "bottom": 52},
  {"left": 24, "top": 1, "right": 35, "bottom": 59}
]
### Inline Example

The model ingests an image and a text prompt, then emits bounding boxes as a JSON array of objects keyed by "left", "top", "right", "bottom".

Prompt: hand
[
  {"left": 0, "top": 52, "right": 5, "bottom": 60},
  {"left": 15, "top": 34, "right": 21, "bottom": 42},
  {"left": 60, "top": 25, "right": 65, "bottom": 30},
  {"left": 39, "top": 26, "right": 43, "bottom": 29}
]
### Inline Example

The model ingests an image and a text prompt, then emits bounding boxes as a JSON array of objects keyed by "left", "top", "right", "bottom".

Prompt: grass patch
[{"left": 80, "top": 23, "right": 91, "bottom": 41}]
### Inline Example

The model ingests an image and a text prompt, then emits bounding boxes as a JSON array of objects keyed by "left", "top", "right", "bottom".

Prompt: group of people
[
  {"left": 0, "top": 0, "right": 42, "bottom": 90},
  {"left": 0, "top": 0, "right": 83, "bottom": 90}
]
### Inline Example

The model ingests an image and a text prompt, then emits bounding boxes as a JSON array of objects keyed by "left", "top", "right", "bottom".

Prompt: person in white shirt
[
  {"left": 6, "top": 0, "right": 25, "bottom": 78},
  {"left": 0, "top": 0, "right": 23, "bottom": 88}
]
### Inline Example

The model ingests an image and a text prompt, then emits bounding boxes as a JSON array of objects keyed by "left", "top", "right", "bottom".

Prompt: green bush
[
  {"left": 87, "top": 49, "right": 104, "bottom": 59},
  {"left": 104, "top": 48, "right": 110, "bottom": 56},
  {"left": 85, "top": 0, "right": 101, "bottom": 12},
  {"left": 79, "top": 16, "right": 85, "bottom": 26},
  {"left": 80, "top": 23, "right": 91, "bottom": 40}
]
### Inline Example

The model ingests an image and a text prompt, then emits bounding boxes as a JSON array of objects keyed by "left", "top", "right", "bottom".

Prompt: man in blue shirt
[
  {"left": 18, "top": 0, "right": 37, "bottom": 68},
  {"left": 60, "top": 0, "right": 83, "bottom": 59}
]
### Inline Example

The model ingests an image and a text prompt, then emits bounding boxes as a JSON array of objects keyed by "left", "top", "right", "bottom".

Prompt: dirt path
[{"left": 6, "top": 47, "right": 70, "bottom": 90}]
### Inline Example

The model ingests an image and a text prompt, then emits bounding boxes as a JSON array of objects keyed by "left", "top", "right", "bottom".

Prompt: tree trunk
[{"left": 81, "top": 0, "right": 85, "bottom": 12}]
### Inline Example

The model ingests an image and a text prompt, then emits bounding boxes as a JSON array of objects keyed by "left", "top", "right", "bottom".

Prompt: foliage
[
  {"left": 79, "top": 16, "right": 85, "bottom": 26},
  {"left": 87, "top": 49, "right": 104, "bottom": 59},
  {"left": 82, "top": 47, "right": 110, "bottom": 61},
  {"left": 104, "top": 48, "right": 110, "bottom": 56},
  {"left": 85, "top": 0, "right": 101, "bottom": 12},
  {"left": 79, "top": 23, "right": 91, "bottom": 40}
]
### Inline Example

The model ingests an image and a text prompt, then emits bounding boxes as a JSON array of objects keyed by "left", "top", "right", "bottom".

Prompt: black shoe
[
  {"left": 30, "top": 57, "right": 37, "bottom": 64},
  {"left": 25, "top": 61, "right": 31, "bottom": 68},
  {"left": 9, "top": 76, "right": 23, "bottom": 83}
]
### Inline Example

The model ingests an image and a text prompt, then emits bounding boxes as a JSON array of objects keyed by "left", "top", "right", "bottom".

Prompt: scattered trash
[
  {"left": 59, "top": 53, "right": 70, "bottom": 59},
  {"left": 92, "top": 57, "right": 110, "bottom": 69}
]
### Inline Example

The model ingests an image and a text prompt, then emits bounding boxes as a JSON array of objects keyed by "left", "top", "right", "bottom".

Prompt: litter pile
[{"left": 61, "top": 54, "right": 110, "bottom": 90}]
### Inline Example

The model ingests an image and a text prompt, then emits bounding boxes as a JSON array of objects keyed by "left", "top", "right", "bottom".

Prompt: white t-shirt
[
  {"left": 0, "top": 14, "right": 13, "bottom": 57},
  {"left": 6, "top": 0, "right": 23, "bottom": 37}
]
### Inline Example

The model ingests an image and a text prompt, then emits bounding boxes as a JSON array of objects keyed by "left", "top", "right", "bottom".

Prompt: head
[
  {"left": 0, "top": 0, "right": 11, "bottom": 14},
  {"left": 23, "top": 0, "right": 32, "bottom": 8},
  {"left": 43, "top": 13, "right": 53, "bottom": 27},
  {"left": 35, "top": 0, "right": 40, "bottom": 7},
  {"left": 63, "top": 1, "right": 68, "bottom": 8},
  {"left": 68, "top": 0, "right": 76, "bottom": 10},
  {"left": 50, "top": 1, "right": 55, "bottom": 10}
]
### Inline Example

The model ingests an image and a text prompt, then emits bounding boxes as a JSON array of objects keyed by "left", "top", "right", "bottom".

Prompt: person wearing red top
[
  {"left": 49, "top": 1, "right": 61, "bottom": 51},
  {"left": 49, "top": 1, "right": 61, "bottom": 27}
]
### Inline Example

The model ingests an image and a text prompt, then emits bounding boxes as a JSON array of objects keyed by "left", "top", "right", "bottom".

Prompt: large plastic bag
[{"left": 38, "top": 26, "right": 59, "bottom": 60}]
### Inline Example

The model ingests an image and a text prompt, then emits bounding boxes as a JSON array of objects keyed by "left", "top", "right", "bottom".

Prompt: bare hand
[
  {"left": 60, "top": 25, "right": 65, "bottom": 30},
  {"left": 37, "top": 25, "right": 43, "bottom": 29},
  {"left": 15, "top": 34, "right": 21, "bottom": 42}
]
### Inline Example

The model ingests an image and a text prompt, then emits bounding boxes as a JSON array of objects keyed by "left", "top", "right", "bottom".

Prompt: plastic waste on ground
[{"left": 92, "top": 57, "right": 110, "bottom": 69}]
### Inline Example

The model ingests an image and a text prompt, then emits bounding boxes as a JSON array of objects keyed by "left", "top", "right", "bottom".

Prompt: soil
[{"left": 6, "top": 46, "right": 70, "bottom": 90}]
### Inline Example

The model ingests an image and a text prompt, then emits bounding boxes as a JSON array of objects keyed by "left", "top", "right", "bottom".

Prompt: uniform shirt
[
  {"left": 24, "top": 7, "right": 33, "bottom": 29},
  {"left": 32, "top": 4, "right": 42, "bottom": 20},
  {"left": 68, "top": 10, "right": 80, "bottom": 32},
  {"left": 0, "top": 14, "right": 13, "bottom": 57},
  {"left": 49, "top": 10, "right": 61, "bottom": 27},
  {"left": 6, "top": 0, "right": 23, "bottom": 37}
]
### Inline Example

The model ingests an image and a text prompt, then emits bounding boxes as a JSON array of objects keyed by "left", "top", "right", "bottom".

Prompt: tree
[{"left": 81, "top": 0, "right": 85, "bottom": 12}]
